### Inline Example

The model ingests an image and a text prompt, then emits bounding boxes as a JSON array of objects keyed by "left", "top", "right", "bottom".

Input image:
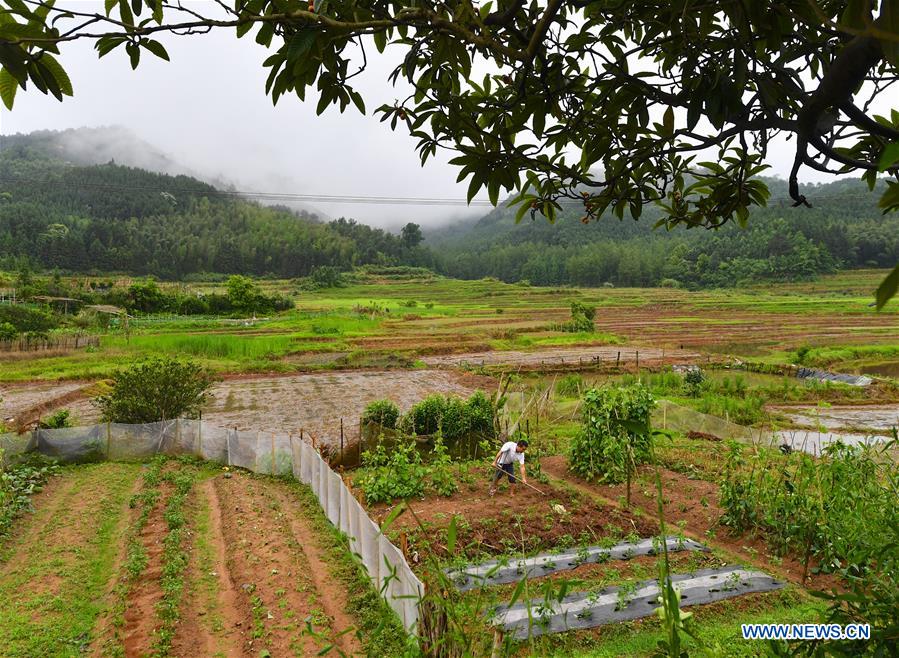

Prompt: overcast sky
[{"left": 0, "top": 1, "right": 854, "bottom": 228}]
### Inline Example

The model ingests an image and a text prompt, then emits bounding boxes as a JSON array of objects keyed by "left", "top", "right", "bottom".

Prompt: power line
[{"left": 0, "top": 174, "right": 882, "bottom": 208}]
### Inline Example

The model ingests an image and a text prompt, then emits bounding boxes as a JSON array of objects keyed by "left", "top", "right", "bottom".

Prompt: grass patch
[{"left": 0, "top": 462, "right": 142, "bottom": 656}]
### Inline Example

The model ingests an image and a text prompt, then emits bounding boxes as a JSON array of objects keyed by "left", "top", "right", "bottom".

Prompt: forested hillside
[
  {"left": 2, "top": 129, "right": 896, "bottom": 288},
  {"left": 429, "top": 178, "right": 898, "bottom": 288},
  {"left": 0, "top": 132, "right": 433, "bottom": 278}
]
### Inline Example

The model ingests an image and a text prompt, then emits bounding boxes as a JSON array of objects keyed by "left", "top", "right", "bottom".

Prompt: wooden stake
[
  {"left": 270, "top": 432, "right": 276, "bottom": 474},
  {"left": 491, "top": 629, "right": 504, "bottom": 658}
]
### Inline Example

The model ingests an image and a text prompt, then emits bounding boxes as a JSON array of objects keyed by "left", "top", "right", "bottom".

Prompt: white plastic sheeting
[{"left": 5, "top": 420, "right": 423, "bottom": 634}]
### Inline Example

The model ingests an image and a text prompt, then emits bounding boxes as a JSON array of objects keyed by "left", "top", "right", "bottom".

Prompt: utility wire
[{"left": 0, "top": 175, "right": 881, "bottom": 207}]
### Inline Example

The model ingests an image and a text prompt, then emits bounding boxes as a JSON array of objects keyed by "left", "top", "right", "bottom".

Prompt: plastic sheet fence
[
  {"left": 0, "top": 420, "right": 423, "bottom": 633},
  {"left": 654, "top": 399, "right": 761, "bottom": 443}
]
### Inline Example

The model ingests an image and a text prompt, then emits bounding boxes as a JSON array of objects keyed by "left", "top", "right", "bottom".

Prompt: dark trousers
[{"left": 492, "top": 462, "right": 516, "bottom": 484}]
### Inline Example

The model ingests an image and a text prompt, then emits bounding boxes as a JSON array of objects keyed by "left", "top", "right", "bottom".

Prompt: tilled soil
[
  {"left": 541, "top": 457, "right": 841, "bottom": 591},
  {"left": 366, "top": 468, "right": 658, "bottom": 563},
  {"left": 121, "top": 480, "right": 175, "bottom": 657},
  {"left": 0, "top": 463, "right": 142, "bottom": 656},
  {"left": 421, "top": 346, "right": 699, "bottom": 368},
  {"left": 204, "top": 472, "right": 361, "bottom": 657}
]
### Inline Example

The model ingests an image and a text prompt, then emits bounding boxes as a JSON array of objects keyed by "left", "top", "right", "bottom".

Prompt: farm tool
[{"left": 490, "top": 462, "right": 547, "bottom": 496}]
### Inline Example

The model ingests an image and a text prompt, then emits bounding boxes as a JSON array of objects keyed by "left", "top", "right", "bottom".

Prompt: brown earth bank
[
  {"left": 421, "top": 346, "right": 701, "bottom": 369},
  {"left": 540, "top": 457, "right": 841, "bottom": 592}
]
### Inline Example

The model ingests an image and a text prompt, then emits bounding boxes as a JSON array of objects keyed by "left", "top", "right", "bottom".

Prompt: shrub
[
  {"left": 554, "top": 301, "right": 596, "bottom": 333},
  {"left": 567, "top": 384, "right": 656, "bottom": 483},
  {"left": 356, "top": 440, "right": 427, "bottom": 504},
  {"left": 361, "top": 399, "right": 400, "bottom": 429},
  {"left": 0, "top": 305, "right": 58, "bottom": 333},
  {"left": 683, "top": 368, "right": 706, "bottom": 397},
  {"left": 309, "top": 265, "right": 345, "bottom": 289},
  {"left": 556, "top": 374, "right": 584, "bottom": 398},
  {"left": 400, "top": 391, "right": 496, "bottom": 440},
  {"left": 40, "top": 409, "right": 72, "bottom": 429},
  {"left": 401, "top": 394, "right": 446, "bottom": 435},
  {"left": 0, "top": 322, "right": 16, "bottom": 340},
  {"left": 95, "top": 357, "right": 216, "bottom": 423},
  {"left": 427, "top": 437, "right": 458, "bottom": 497}
]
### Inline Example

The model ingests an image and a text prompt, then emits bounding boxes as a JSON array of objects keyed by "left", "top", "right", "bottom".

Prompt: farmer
[{"left": 489, "top": 438, "right": 528, "bottom": 496}]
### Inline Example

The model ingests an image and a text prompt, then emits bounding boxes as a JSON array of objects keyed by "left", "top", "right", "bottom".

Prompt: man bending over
[{"left": 489, "top": 439, "right": 528, "bottom": 497}]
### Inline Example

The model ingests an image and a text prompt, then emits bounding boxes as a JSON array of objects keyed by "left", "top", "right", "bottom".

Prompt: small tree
[
  {"left": 567, "top": 384, "right": 656, "bottom": 489},
  {"left": 226, "top": 275, "right": 259, "bottom": 314},
  {"left": 95, "top": 357, "right": 215, "bottom": 423},
  {"left": 400, "top": 222, "right": 423, "bottom": 249}
]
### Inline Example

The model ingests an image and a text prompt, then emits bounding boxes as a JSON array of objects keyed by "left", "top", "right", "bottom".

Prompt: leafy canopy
[{"left": 2, "top": 0, "right": 899, "bottom": 296}]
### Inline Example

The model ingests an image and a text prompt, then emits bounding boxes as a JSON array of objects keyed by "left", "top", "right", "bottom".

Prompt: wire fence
[{"left": 0, "top": 419, "right": 423, "bottom": 634}]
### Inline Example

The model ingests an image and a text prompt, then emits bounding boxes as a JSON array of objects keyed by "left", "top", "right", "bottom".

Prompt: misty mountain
[
  {"left": 0, "top": 127, "right": 330, "bottom": 220},
  {"left": 0, "top": 132, "right": 433, "bottom": 278}
]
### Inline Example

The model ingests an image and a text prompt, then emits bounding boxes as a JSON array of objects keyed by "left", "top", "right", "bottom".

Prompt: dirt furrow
[
  {"left": 121, "top": 481, "right": 174, "bottom": 657},
  {"left": 214, "top": 473, "right": 322, "bottom": 656},
  {"left": 171, "top": 478, "right": 248, "bottom": 657},
  {"left": 268, "top": 486, "right": 362, "bottom": 656}
]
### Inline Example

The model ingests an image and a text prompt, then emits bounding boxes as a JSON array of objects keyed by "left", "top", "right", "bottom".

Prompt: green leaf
[
  {"left": 37, "top": 53, "right": 72, "bottom": 96},
  {"left": 141, "top": 39, "right": 169, "bottom": 61},
  {"left": 662, "top": 106, "right": 674, "bottom": 136},
  {"left": 446, "top": 515, "right": 457, "bottom": 554},
  {"left": 875, "top": 264, "right": 899, "bottom": 310},
  {"left": 288, "top": 29, "right": 318, "bottom": 62},
  {"left": 118, "top": 0, "right": 134, "bottom": 27},
  {"left": 104, "top": 0, "right": 117, "bottom": 15},
  {"left": 0, "top": 67, "right": 18, "bottom": 110},
  {"left": 349, "top": 89, "right": 365, "bottom": 114},
  {"left": 878, "top": 141, "right": 899, "bottom": 172},
  {"left": 125, "top": 42, "right": 140, "bottom": 70},
  {"left": 379, "top": 502, "right": 406, "bottom": 533},
  {"left": 373, "top": 29, "right": 387, "bottom": 54}
]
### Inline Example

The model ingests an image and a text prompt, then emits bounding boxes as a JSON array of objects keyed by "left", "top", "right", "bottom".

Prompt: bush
[
  {"left": 400, "top": 391, "right": 496, "bottom": 440},
  {"left": 361, "top": 399, "right": 400, "bottom": 429},
  {"left": 0, "top": 321, "right": 16, "bottom": 340},
  {"left": 554, "top": 301, "right": 596, "bottom": 333},
  {"left": 0, "top": 305, "right": 58, "bottom": 333},
  {"left": 427, "top": 437, "right": 458, "bottom": 497},
  {"left": 556, "top": 374, "right": 584, "bottom": 398},
  {"left": 95, "top": 357, "right": 215, "bottom": 423},
  {"left": 567, "top": 384, "right": 655, "bottom": 483},
  {"left": 39, "top": 409, "right": 72, "bottom": 429},
  {"left": 309, "top": 266, "right": 345, "bottom": 289},
  {"left": 683, "top": 368, "right": 706, "bottom": 397},
  {"left": 355, "top": 440, "right": 427, "bottom": 504}
]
